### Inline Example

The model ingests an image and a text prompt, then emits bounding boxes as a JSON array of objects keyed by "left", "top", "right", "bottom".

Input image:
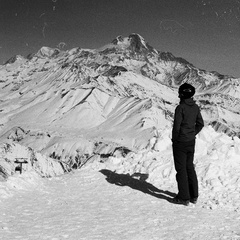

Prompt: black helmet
[{"left": 178, "top": 83, "right": 195, "bottom": 99}]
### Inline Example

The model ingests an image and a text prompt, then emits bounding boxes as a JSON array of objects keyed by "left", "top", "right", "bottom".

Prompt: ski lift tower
[{"left": 14, "top": 158, "right": 28, "bottom": 174}]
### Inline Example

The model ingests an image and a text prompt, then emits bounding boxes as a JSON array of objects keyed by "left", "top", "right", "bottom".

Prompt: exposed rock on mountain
[{"left": 3, "top": 55, "right": 26, "bottom": 65}]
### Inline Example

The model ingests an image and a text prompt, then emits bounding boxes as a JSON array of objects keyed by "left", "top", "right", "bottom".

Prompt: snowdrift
[{"left": 90, "top": 126, "right": 240, "bottom": 210}]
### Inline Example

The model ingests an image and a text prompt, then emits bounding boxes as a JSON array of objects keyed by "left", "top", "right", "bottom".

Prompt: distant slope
[{"left": 0, "top": 33, "right": 239, "bottom": 162}]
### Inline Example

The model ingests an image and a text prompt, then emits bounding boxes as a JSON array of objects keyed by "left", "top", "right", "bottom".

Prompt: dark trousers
[{"left": 172, "top": 140, "right": 198, "bottom": 200}]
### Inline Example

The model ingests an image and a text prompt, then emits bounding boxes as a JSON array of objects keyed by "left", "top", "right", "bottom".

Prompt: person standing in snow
[{"left": 171, "top": 83, "right": 204, "bottom": 206}]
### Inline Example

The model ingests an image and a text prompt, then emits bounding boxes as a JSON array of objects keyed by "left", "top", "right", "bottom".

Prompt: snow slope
[{"left": 1, "top": 126, "right": 240, "bottom": 211}]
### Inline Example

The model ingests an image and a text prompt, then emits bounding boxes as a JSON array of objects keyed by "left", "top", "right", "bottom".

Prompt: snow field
[
  {"left": 1, "top": 169, "right": 240, "bottom": 240},
  {"left": 1, "top": 125, "right": 240, "bottom": 239}
]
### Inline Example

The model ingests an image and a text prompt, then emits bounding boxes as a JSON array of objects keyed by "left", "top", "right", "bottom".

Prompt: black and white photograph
[{"left": 0, "top": 0, "right": 240, "bottom": 239}]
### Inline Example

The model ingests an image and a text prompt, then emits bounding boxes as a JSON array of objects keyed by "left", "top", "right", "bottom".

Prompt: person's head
[{"left": 178, "top": 83, "right": 195, "bottom": 99}]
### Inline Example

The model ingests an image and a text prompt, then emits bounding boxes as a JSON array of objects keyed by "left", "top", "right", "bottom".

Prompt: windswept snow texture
[
  {"left": 0, "top": 34, "right": 240, "bottom": 225},
  {"left": 1, "top": 168, "right": 240, "bottom": 240}
]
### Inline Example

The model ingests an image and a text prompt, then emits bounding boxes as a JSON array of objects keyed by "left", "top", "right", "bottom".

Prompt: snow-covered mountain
[
  {"left": 0, "top": 33, "right": 239, "bottom": 174},
  {"left": 1, "top": 33, "right": 240, "bottom": 212}
]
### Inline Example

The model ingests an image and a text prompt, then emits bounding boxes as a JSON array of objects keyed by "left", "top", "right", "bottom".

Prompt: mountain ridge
[{"left": 0, "top": 33, "right": 239, "bottom": 166}]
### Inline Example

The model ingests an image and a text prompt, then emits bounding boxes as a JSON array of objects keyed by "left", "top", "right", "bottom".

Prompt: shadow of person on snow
[{"left": 100, "top": 169, "right": 175, "bottom": 202}]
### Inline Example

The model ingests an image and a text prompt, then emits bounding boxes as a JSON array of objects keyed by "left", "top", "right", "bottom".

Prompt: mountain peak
[
  {"left": 128, "top": 33, "right": 149, "bottom": 51},
  {"left": 110, "top": 33, "right": 157, "bottom": 54}
]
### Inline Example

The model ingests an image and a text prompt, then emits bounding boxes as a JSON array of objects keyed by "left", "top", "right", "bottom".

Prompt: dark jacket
[{"left": 172, "top": 98, "right": 204, "bottom": 142}]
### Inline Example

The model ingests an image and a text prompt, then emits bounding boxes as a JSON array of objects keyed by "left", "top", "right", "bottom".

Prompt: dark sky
[{"left": 1, "top": 0, "right": 240, "bottom": 77}]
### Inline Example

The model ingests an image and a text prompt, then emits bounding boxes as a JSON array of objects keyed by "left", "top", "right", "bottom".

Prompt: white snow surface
[
  {"left": 1, "top": 126, "right": 240, "bottom": 239},
  {"left": 0, "top": 168, "right": 240, "bottom": 240}
]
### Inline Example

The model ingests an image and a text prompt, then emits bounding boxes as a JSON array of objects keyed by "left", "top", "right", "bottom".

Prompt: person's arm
[
  {"left": 195, "top": 107, "right": 204, "bottom": 135},
  {"left": 172, "top": 105, "right": 183, "bottom": 142}
]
